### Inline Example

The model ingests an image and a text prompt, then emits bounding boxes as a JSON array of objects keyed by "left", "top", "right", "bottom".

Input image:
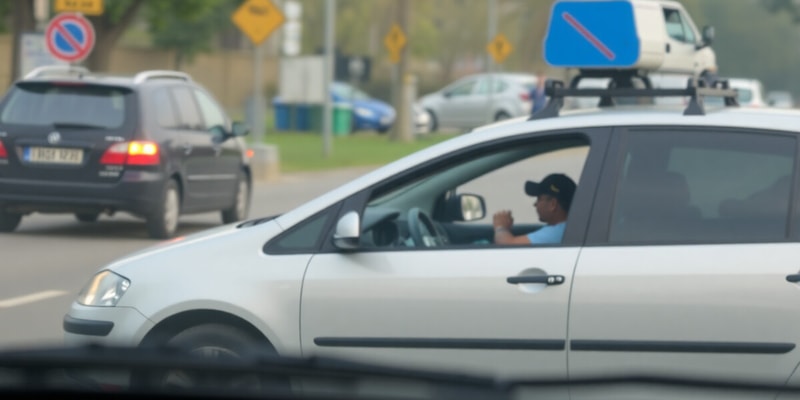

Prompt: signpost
[
  {"left": 383, "top": 24, "right": 407, "bottom": 64},
  {"left": 45, "top": 13, "right": 96, "bottom": 63},
  {"left": 231, "top": 0, "right": 286, "bottom": 180},
  {"left": 54, "top": 0, "right": 104, "bottom": 15},
  {"left": 487, "top": 33, "right": 513, "bottom": 64},
  {"left": 232, "top": 0, "right": 286, "bottom": 47}
]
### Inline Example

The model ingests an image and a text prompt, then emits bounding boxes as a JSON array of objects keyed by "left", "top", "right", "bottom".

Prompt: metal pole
[
  {"left": 487, "top": 0, "right": 496, "bottom": 125},
  {"left": 322, "top": 0, "right": 335, "bottom": 157},
  {"left": 253, "top": 42, "right": 265, "bottom": 144}
]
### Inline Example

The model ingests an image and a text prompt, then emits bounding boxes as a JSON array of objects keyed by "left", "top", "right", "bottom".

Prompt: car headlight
[
  {"left": 354, "top": 107, "right": 375, "bottom": 118},
  {"left": 77, "top": 270, "right": 130, "bottom": 307}
]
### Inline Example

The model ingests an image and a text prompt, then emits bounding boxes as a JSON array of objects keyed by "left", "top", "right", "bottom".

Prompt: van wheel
[
  {"left": 146, "top": 179, "right": 180, "bottom": 239},
  {"left": 0, "top": 210, "right": 21, "bottom": 232},
  {"left": 75, "top": 213, "right": 99, "bottom": 223},
  {"left": 135, "top": 324, "right": 283, "bottom": 393},
  {"left": 221, "top": 173, "right": 250, "bottom": 224}
]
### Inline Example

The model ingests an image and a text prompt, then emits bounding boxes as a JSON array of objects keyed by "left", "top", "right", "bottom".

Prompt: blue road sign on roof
[{"left": 544, "top": 0, "right": 640, "bottom": 68}]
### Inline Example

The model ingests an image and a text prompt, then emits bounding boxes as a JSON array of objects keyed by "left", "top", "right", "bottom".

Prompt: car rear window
[{"left": 0, "top": 82, "right": 132, "bottom": 129}]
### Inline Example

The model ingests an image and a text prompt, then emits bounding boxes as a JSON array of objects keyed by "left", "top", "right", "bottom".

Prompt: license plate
[{"left": 24, "top": 147, "right": 83, "bottom": 165}]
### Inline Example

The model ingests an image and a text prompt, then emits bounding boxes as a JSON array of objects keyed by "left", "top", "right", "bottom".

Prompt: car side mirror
[
  {"left": 333, "top": 211, "right": 360, "bottom": 250},
  {"left": 701, "top": 25, "right": 714, "bottom": 47},
  {"left": 442, "top": 193, "right": 486, "bottom": 222},
  {"left": 232, "top": 121, "right": 250, "bottom": 137}
]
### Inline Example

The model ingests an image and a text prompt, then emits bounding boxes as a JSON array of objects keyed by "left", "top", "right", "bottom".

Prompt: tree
[
  {"left": 146, "top": 0, "right": 238, "bottom": 70},
  {"left": 6, "top": 0, "right": 237, "bottom": 78}
]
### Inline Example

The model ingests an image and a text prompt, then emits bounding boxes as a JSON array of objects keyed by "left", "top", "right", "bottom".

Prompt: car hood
[
  {"left": 104, "top": 218, "right": 283, "bottom": 277},
  {"left": 352, "top": 99, "right": 395, "bottom": 116}
]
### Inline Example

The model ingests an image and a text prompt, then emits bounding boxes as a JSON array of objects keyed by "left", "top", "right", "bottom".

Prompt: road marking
[{"left": 0, "top": 290, "right": 69, "bottom": 308}]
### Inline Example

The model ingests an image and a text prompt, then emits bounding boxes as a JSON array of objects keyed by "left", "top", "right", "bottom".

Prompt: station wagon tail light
[
  {"left": 520, "top": 92, "right": 531, "bottom": 101},
  {"left": 0, "top": 140, "right": 7, "bottom": 159},
  {"left": 100, "top": 141, "right": 160, "bottom": 165}
]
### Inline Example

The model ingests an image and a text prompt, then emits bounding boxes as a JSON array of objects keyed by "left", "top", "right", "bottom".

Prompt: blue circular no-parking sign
[{"left": 45, "top": 13, "right": 96, "bottom": 63}]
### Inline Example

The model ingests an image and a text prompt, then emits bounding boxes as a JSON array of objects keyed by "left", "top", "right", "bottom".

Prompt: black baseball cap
[{"left": 525, "top": 173, "right": 577, "bottom": 211}]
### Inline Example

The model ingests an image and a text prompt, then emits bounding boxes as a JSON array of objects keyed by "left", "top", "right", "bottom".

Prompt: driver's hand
[{"left": 493, "top": 210, "right": 513, "bottom": 229}]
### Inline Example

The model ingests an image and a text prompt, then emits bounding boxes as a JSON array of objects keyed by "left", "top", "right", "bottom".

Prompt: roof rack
[
  {"left": 530, "top": 71, "right": 739, "bottom": 120},
  {"left": 24, "top": 65, "right": 90, "bottom": 80},
  {"left": 133, "top": 70, "right": 192, "bottom": 84}
]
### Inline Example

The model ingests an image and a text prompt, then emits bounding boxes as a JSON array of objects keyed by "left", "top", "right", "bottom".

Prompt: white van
[{"left": 545, "top": 0, "right": 717, "bottom": 79}]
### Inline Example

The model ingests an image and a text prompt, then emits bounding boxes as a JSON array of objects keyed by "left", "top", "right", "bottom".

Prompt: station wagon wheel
[
  {"left": 141, "top": 324, "right": 285, "bottom": 394},
  {"left": 0, "top": 209, "right": 22, "bottom": 232},
  {"left": 426, "top": 109, "right": 438, "bottom": 132},
  {"left": 146, "top": 179, "right": 180, "bottom": 239},
  {"left": 494, "top": 111, "right": 511, "bottom": 121},
  {"left": 75, "top": 213, "right": 100, "bottom": 223},
  {"left": 221, "top": 173, "right": 250, "bottom": 224}
]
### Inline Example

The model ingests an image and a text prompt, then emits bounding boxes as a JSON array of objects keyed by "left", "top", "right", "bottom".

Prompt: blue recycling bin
[
  {"left": 273, "top": 99, "right": 291, "bottom": 131},
  {"left": 294, "top": 104, "right": 311, "bottom": 131}
]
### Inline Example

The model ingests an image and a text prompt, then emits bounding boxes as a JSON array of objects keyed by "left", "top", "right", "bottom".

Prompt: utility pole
[
  {"left": 487, "top": 0, "right": 496, "bottom": 125},
  {"left": 322, "top": 0, "right": 335, "bottom": 157},
  {"left": 391, "top": 0, "right": 413, "bottom": 142}
]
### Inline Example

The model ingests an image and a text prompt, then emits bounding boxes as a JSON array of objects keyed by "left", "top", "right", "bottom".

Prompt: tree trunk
[
  {"left": 10, "top": 0, "right": 36, "bottom": 81},
  {"left": 84, "top": 0, "right": 145, "bottom": 72}
]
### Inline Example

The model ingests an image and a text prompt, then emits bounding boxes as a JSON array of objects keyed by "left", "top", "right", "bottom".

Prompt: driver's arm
[{"left": 494, "top": 227, "right": 532, "bottom": 245}]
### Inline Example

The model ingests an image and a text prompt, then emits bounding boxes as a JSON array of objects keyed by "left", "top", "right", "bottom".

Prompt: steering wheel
[{"left": 407, "top": 208, "right": 445, "bottom": 247}]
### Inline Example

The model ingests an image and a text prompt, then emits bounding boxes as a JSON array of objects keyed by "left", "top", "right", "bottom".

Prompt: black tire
[
  {"left": 426, "top": 109, "right": 438, "bottom": 132},
  {"left": 75, "top": 213, "right": 99, "bottom": 223},
  {"left": 0, "top": 210, "right": 21, "bottom": 232},
  {"left": 494, "top": 111, "right": 511, "bottom": 121},
  {"left": 136, "top": 324, "right": 282, "bottom": 393},
  {"left": 146, "top": 179, "right": 180, "bottom": 239},
  {"left": 221, "top": 173, "right": 251, "bottom": 224}
]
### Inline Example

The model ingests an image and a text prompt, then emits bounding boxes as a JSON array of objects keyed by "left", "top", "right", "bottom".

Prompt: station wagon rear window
[{"left": 0, "top": 83, "right": 132, "bottom": 129}]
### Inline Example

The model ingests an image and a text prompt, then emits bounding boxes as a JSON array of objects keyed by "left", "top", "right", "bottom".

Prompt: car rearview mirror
[
  {"left": 460, "top": 194, "right": 486, "bottom": 221},
  {"left": 442, "top": 193, "right": 486, "bottom": 222},
  {"left": 333, "top": 211, "right": 360, "bottom": 250},
  {"left": 701, "top": 25, "right": 714, "bottom": 46}
]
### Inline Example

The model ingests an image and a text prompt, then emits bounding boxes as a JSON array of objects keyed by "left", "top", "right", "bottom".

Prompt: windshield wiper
[
  {"left": 52, "top": 122, "right": 107, "bottom": 130},
  {"left": 237, "top": 214, "right": 279, "bottom": 228}
]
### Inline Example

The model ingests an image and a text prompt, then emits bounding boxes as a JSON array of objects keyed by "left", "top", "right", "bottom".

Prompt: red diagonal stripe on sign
[
  {"left": 54, "top": 22, "right": 86, "bottom": 55},
  {"left": 562, "top": 11, "right": 616, "bottom": 61}
]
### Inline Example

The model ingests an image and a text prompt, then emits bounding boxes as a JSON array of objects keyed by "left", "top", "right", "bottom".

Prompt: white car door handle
[{"left": 507, "top": 275, "right": 564, "bottom": 285}]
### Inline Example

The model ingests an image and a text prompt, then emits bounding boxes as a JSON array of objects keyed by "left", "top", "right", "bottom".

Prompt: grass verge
[{"left": 261, "top": 131, "right": 459, "bottom": 173}]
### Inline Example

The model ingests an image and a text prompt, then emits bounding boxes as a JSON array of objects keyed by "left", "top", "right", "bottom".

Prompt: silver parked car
[{"left": 419, "top": 72, "right": 538, "bottom": 132}]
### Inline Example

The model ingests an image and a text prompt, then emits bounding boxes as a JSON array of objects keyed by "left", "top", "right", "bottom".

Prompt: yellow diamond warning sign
[
  {"left": 232, "top": 0, "right": 285, "bottom": 45},
  {"left": 384, "top": 24, "right": 407, "bottom": 64},
  {"left": 487, "top": 33, "right": 513, "bottom": 64}
]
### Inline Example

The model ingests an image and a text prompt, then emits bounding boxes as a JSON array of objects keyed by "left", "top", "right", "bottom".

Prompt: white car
[
  {"left": 418, "top": 72, "right": 538, "bottom": 132},
  {"left": 65, "top": 76, "right": 800, "bottom": 390},
  {"left": 703, "top": 77, "right": 768, "bottom": 108}
]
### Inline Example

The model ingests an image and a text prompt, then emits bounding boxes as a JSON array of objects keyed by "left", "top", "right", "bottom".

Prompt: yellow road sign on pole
[
  {"left": 487, "top": 33, "right": 513, "bottom": 64},
  {"left": 232, "top": 0, "right": 286, "bottom": 45},
  {"left": 54, "top": 0, "right": 104, "bottom": 15},
  {"left": 384, "top": 24, "right": 407, "bottom": 64}
]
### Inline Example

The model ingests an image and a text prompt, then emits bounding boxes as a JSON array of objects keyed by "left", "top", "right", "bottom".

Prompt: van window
[{"left": 663, "top": 8, "right": 694, "bottom": 44}]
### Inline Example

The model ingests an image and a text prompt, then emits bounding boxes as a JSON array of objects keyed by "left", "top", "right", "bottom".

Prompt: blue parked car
[{"left": 332, "top": 82, "right": 396, "bottom": 133}]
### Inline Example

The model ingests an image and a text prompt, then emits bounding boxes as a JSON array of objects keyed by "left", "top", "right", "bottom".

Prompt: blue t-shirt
[{"left": 526, "top": 222, "right": 566, "bottom": 244}]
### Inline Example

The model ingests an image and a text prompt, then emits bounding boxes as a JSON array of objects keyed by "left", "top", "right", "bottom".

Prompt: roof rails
[
  {"left": 24, "top": 65, "right": 90, "bottom": 80},
  {"left": 133, "top": 70, "right": 192, "bottom": 84},
  {"left": 530, "top": 70, "right": 739, "bottom": 120}
]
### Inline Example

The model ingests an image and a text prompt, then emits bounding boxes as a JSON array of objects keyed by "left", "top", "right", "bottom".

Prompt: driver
[{"left": 492, "top": 173, "right": 576, "bottom": 245}]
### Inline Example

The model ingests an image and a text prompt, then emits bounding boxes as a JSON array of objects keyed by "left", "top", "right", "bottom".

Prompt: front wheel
[
  {"left": 494, "top": 111, "right": 511, "bottom": 121},
  {"left": 75, "top": 213, "right": 99, "bottom": 223},
  {"left": 0, "top": 209, "right": 22, "bottom": 232},
  {"left": 135, "top": 324, "right": 283, "bottom": 393},
  {"left": 146, "top": 179, "right": 180, "bottom": 239},
  {"left": 221, "top": 173, "right": 250, "bottom": 224}
]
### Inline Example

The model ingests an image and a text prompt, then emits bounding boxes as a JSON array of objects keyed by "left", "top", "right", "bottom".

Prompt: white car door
[
  {"left": 438, "top": 78, "right": 479, "bottom": 129},
  {"left": 299, "top": 130, "right": 610, "bottom": 381},
  {"left": 569, "top": 127, "right": 800, "bottom": 386}
]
